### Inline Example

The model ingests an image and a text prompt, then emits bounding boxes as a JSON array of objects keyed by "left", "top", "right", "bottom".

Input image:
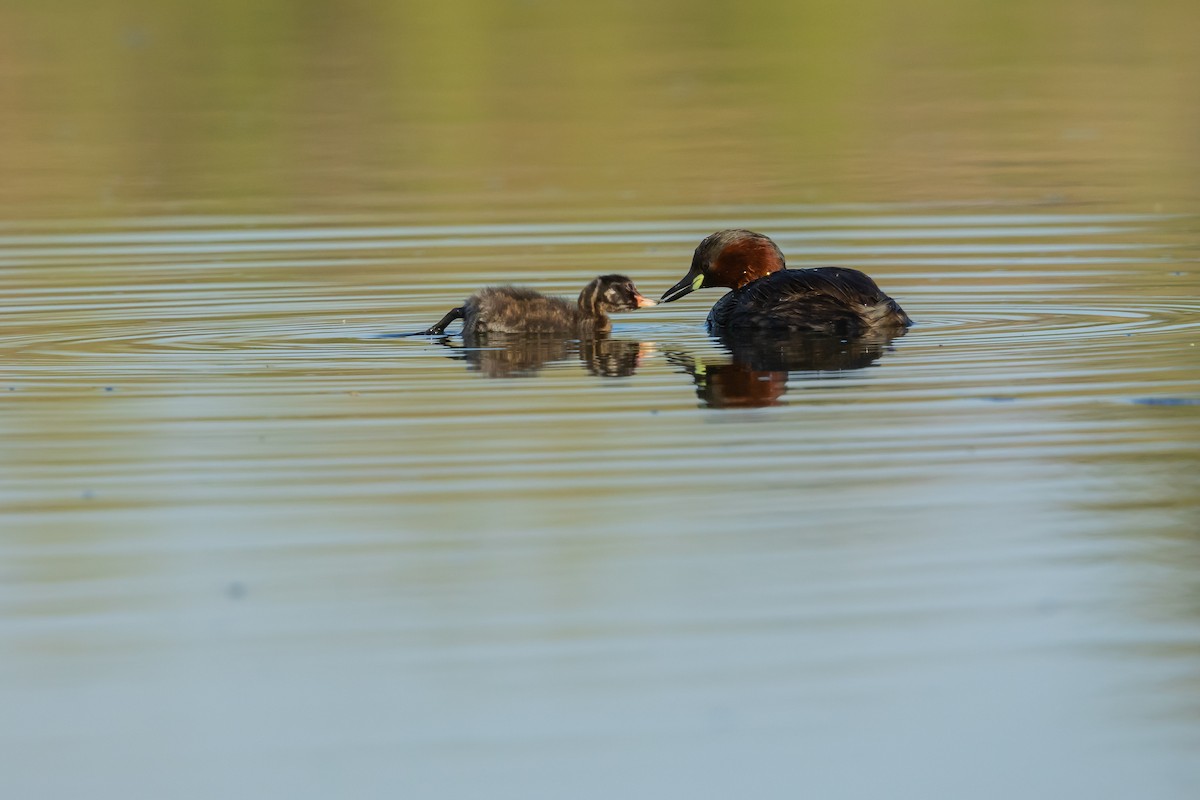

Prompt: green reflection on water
[{"left": 2, "top": 0, "right": 1198, "bottom": 216}]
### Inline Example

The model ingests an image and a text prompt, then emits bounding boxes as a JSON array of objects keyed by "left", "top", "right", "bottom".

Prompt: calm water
[{"left": 3, "top": 3, "right": 1200, "bottom": 799}]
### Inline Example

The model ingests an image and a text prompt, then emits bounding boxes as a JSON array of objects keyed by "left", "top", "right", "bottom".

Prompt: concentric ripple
[
  {"left": 914, "top": 297, "right": 1200, "bottom": 344},
  {"left": 2, "top": 208, "right": 1195, "bottom": 402}
]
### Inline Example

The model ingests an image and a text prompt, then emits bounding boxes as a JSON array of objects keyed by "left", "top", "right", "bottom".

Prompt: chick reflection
[
  {"left": 667, "top": 330, "right": 902, "bottom": 409},
  {"left": 441, "top": 331, "right": 650, "bottom": 379}
]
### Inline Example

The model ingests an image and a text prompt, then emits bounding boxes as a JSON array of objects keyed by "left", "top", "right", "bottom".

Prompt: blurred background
[{"left": 3, "top": 0, "right": 1198, "bottom": 218}]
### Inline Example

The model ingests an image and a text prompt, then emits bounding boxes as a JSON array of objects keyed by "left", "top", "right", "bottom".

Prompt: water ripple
[{"left": 2, "top": 210, "right": 1196, "bottom": 412}]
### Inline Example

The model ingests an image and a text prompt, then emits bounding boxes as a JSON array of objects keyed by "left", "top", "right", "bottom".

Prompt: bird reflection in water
[
  {"left": 666, "top": 329, "right": 904, "bottom": 409},
  {"left": 436, "top": 331, "right": 653, "bottom": 379},
  {"left": 420, "top": 328, "right": 902, "bottom": 405}
]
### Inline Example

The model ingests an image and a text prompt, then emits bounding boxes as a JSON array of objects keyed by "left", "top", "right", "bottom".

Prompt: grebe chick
[{"left": 420, "top": 274, "right": 655, "bottom": 336}]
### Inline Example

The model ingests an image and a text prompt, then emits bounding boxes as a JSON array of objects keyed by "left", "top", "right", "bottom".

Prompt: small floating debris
[{"left": 1132, "top": 397, "right": 1200, "bottom": 406}]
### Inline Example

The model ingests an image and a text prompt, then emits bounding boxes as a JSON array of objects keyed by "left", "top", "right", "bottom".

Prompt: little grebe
[
  {"left": 659, "top": 229, "right": 911, "bottom": 335},
  {"left": 420, "top": 274, "right": 655, "bottom": 336}
]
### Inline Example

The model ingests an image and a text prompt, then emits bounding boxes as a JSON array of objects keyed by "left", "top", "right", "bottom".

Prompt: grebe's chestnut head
[
  {"left": 660, "top": 229, "right": 787, "bottom": 303},
  {"left": 579, "top": 274, "right": 656, "bottom": 316}
]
